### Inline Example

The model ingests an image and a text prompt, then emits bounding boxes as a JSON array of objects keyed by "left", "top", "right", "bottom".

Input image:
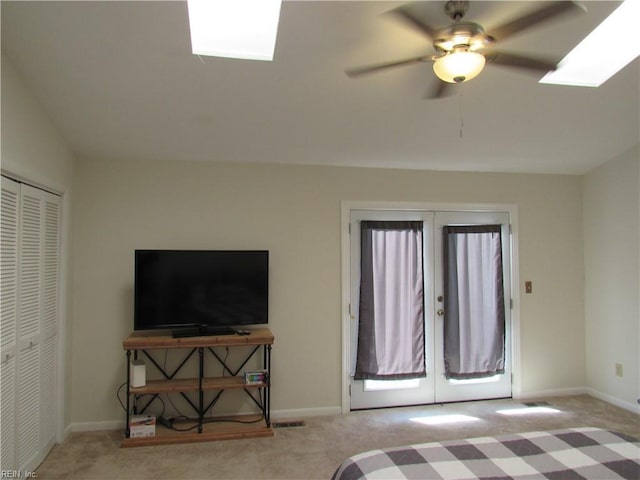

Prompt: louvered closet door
[
  {"left": 40, "top": 194, "right": 60, "bottom": 452},
  {"left": 18, "top": 184, "right": 45, "bottom": 470},
  {"left": 1, "top": 177, "right": 20, "bottom": 470},
  {"left": 1, "top": 177, "right": 61, "bottom": 472}
]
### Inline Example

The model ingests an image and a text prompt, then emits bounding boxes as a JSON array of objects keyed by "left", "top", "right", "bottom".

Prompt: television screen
[{"left": 134, "top": 250, "right": 268, "bottom": 335}]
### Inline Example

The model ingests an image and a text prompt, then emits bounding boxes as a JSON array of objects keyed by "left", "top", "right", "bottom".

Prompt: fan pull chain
[{"left": 458, "top": 84, "right": 464, "bottom": 139}]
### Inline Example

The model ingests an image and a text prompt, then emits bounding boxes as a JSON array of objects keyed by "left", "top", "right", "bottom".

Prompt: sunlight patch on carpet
[
  {"left": 410, "top": 414, "right": 480, "bottom": 426},
  {"left": 497, "top": 406, "right": 561, "bottom": 416}
]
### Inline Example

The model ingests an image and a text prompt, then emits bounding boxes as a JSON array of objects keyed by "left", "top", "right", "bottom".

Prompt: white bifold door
[
  {"left": 349, "top": 210, "right": 511, "bottom": 410},
  {"left": 1, "top": 176, "right": 61, "bottom": 472}
]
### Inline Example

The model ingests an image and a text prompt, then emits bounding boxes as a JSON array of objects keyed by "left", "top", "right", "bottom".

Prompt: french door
[{"left": 349, "top": 209, "right": 512, "bottom": 410}]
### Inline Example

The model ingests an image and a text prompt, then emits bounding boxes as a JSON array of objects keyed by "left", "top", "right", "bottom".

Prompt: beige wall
[
  {"left": 71, "top": 158, "right": 585, "bottom": 424},
  {"left": 583, "top": 144, "right": 640, "bottom": 410},
  {"left": 1, "top": 52, "right": 76, "bottom": 433},
  {"left": 1, "top": 53, "right": 74, "bottom": 192}
]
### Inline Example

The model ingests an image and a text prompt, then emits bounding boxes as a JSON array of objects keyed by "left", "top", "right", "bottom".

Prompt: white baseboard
[
  {"left": 70, "top": 420, "right": 123, "bottom": 432},
  {"left": 514, "top": 386, "right": 588, "bottom": 400},
  {"left": 586, "top": 388, "right": 640, "bottom": 414},
  {"left": 66, "top": 392, "right": 638, "bottom": 434},
  {"left": 60, "top": 424, "right": 72, "bottom": 441},
  {"left": 271, "top": 406, "right": 342, "bottom": 420},
  {"left": 69, "top": 407, "right": 343, "bottom": 433}
]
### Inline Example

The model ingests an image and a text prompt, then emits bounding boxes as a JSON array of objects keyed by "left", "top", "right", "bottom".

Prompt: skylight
[
  {"left": 186, "top": 0, "right": 282, "bottom": 61},
  {"left": 540, "top": 0, "right": 640, "bottom": 87}
]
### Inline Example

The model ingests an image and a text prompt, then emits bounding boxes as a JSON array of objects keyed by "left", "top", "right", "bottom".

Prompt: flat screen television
[{"left": 134, "top": 250, "right": 268, "bottom": 337}]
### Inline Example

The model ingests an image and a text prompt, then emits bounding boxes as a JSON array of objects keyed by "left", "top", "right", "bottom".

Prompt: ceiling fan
[{"left": 346, "top": 1, "right": 585, "bottom": 98}]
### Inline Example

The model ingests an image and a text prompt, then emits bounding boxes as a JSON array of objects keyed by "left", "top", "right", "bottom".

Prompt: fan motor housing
[{"left": 433, "top": 22, "right": 492, "bottom": 53}]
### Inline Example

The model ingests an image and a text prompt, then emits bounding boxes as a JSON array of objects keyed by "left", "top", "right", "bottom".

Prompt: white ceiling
[{"left": 2, "top": 1, "right": 638, "bottom": 174}]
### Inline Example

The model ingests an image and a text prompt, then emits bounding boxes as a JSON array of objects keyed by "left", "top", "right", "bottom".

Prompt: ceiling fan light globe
[{"left": 433, "top": 51, "right": 485, "bottom": 83}]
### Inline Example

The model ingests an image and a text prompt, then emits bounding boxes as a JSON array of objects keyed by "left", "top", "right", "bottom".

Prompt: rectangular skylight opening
[
  {"left": 540, "top": 0, "right": 640, "bottom": 87},
  {"left": 187, "top": 0, "right": 282, "bottom": 61}
]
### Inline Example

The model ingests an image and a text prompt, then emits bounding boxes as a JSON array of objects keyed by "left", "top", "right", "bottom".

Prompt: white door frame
[{"left": 340, "top": 200, "right": 522, "bottom": 413}]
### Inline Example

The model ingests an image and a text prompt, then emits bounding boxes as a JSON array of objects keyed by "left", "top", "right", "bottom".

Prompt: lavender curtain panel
[
  {"left": 443, "top": 225, "right": 505, "bottom": 380},
  {"left": 354, "top": 221, "right": 426, "bottom": 380}
]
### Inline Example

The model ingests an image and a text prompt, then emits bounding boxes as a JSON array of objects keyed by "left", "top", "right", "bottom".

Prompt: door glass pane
[
  {"left": 355, "top": 221, "right": 426, "bottom": 380},
  {"left": 364, "top": 379, "right": 420, "bottom": 391},
  {"left": 448, "top": 375, "right": 500, "bottom": 385},
  {"left": 443, "top": 225, "right": 505, "bottom": 380}
]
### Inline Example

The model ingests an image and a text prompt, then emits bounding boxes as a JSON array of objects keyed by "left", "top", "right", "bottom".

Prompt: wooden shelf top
[
  {"left": 202, "top": 376, "right": 267, "bottom": 390},
  {"left": 123, "top": 327, "right": 274, "bottom": 350},
  {"left": 129, "top": 378, "right": 198, "bottom": 394}
]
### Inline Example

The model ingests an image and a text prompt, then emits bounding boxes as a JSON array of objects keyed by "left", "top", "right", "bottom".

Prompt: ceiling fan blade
[
  {"left": 345, "top": 56, "right": 431, "bottom": 78},
  {"left": 488, "top": 1, "right": 585, "bottom": 43},
  {"left": 486, "top": 51, "right": 558, "bottom": 73},
  {"left": 387, "top": 4, "right": 438, "bottom": 41},
  {"left": 425, "top": 79, "right": 455, "bottom": 100}
]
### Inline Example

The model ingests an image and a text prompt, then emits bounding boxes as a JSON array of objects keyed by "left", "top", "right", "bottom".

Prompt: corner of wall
[{"left": 582, "top": 144, "right": 640, "bottom": 410}]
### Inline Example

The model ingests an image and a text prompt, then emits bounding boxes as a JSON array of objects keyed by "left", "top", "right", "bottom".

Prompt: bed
[{"left": 332, "top": 427, "right": 639, "bottom": 480}]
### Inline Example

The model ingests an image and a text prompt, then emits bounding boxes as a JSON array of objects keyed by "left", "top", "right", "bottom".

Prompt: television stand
[
  {"left": 172, "top": 326, "right": 236, "bottom": 338},
  {"left": 122, "top": 328, "right": 273, "bottom": 447}
]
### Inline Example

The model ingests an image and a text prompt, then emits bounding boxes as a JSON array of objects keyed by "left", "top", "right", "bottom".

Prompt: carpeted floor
[{"left": 36, "top": 395, "right": 639, "bottom": 479}]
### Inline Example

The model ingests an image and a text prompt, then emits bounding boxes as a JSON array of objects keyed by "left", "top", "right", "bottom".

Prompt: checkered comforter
[{"left": 331, "top": 427, "right": 639, "bottom": 480}]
